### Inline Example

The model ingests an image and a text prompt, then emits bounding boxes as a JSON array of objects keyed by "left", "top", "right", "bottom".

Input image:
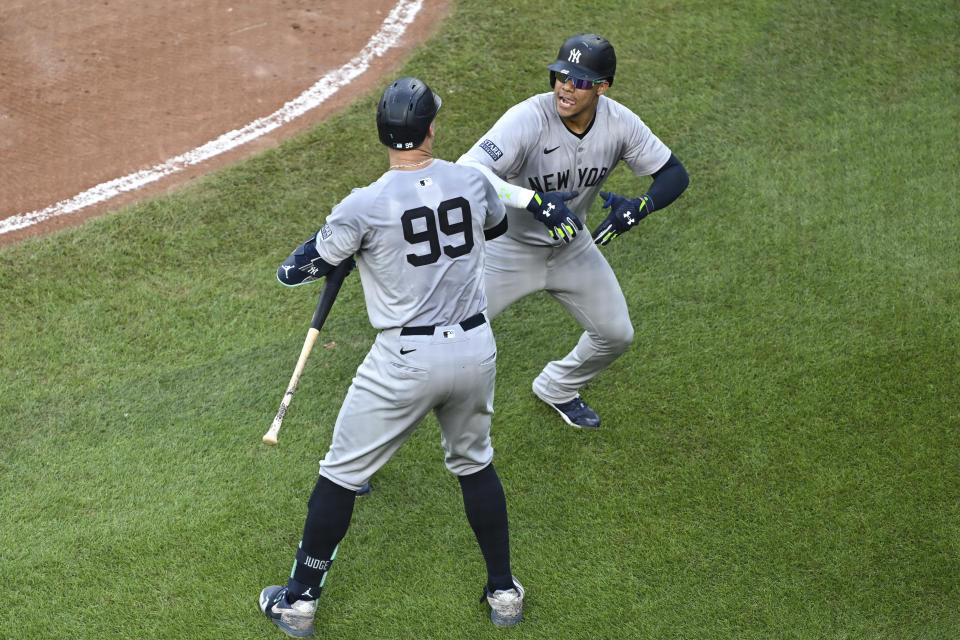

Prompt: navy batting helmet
[
  {"left": 376, "top": 77, "right": 442, "bottom": 150},
  {"left": 547, "top": 34, "right": 616, "bottom": 88}
]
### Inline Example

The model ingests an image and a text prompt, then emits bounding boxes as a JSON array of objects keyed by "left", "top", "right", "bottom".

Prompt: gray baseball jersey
[
  {"left": 314, "top": 159, "right": 506, "bottom": 329},
  {"left": 310, "top": 159, "right": 507, "bottom": 489},
  {"left": 460, "top": 92, "right": 671, "bottom": 246},
  {"left": 454, "top": 91, "right": 672, "bottom": 408}
]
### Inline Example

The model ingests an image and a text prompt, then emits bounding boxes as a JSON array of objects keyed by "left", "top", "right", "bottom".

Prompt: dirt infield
[{"left": 0, "top": 0, "right": 449, "bottom": 246}]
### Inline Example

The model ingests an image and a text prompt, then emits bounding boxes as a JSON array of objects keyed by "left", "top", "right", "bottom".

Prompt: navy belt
[{"left": 400, "top": 312, "right": 486, "bottom": 336}]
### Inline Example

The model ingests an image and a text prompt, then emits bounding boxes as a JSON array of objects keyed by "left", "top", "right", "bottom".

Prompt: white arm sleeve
[{"left": 457, "top": 154, "right": 536, "bottom": 209}]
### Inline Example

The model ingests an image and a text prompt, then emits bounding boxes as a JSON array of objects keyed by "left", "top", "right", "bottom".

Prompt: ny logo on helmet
[{"left": 568, "top": 49, "right": 582, "bottom": 64}]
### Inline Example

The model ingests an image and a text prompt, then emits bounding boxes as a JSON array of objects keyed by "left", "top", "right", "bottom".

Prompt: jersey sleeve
[
  {"left": 458, "top": 99, "right": 541, "bottom": 180},
  {"left": 313, "top": 188, "right": 368, "bottom": 266},
  {"left": 618, "top": 104, "right": 673, "bottom": 178},
  {"left": 478, "top": 169, "right": 507, "bottom": 230}
]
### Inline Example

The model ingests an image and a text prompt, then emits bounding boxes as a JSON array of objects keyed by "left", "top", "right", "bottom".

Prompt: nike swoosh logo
[
  {"left": 400, "top": 348, "right": 416, "bottom": 355},
  {"left": 543, "top": 146, "right": 560, "bottom": 154}
]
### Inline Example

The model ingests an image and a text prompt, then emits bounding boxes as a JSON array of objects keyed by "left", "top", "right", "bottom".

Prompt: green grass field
[{"left": 2, "top": 1, "right": 958, "bottom": 638}]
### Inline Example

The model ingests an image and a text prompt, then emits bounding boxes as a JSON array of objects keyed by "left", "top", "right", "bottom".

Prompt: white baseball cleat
[
  {"left": 484, "top": 577, "right": 524, "bottom": 627},
  {"left": 259, "top": 585, "right": 317, "bottom": 638}
]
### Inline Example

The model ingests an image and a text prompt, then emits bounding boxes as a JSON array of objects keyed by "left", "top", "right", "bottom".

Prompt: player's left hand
[{"left": 592, "top": 192, "right": 653, "bottom": 246}]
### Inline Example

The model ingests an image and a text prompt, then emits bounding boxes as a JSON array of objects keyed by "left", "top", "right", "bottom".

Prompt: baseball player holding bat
[
  {"left": 458, "top": 33, "right": 690, "bottom": 428},
  {"left": 262, "top": 257, "right": 356, "bottom": 447},
  {"left": 258, "top": 77, "right": 540, "bottom": 637}
]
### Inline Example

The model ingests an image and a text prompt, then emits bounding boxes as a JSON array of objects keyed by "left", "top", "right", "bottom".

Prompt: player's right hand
[{"left": 525, "top": 190, "right": 582, "bottom": 243}]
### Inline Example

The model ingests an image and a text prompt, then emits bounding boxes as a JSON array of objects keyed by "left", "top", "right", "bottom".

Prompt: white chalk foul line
[{"left": 0, "top": 0, "right": 424, "bottom": 236}]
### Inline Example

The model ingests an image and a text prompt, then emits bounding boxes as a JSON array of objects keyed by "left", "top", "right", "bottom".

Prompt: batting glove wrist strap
[
  {"left": 592, "top": 192, "right": 654, "bottom": 246},
  {"left": 525, "top": 190, "right": 583, "bottom": 244}
]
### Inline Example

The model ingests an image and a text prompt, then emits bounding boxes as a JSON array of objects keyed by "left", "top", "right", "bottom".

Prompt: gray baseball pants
[
  {"left": 484, "top": 231, "right": 634, "bottom": 404},
  {"left": 319, "top": 317, "right": 497, "bottom": 490}
]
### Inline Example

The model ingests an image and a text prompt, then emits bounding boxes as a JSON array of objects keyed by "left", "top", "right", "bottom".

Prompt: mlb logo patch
[
  {"left": 418, "top": 177, "right": 433, "bottom": 187},
  {"left": 479, "top": 139, "right": 503, "bottom": 161}
]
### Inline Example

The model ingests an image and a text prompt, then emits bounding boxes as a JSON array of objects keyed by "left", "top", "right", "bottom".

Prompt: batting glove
[
  {"left": 592, "top": 192, "right": 653, "bottom": 246},
  {"left": 526, "top": 190, "right": 582, "bottom": 244}
]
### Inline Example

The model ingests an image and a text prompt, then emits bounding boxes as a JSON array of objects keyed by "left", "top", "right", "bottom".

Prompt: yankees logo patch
[
  {"left": 479, "top": 139, "right": 503, "bottom": 161},
  {"left": 320, "top": 224, "right": 333, "bottom": 240}
]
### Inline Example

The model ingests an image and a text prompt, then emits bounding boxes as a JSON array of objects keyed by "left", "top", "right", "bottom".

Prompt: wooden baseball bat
[{"left": 262, "top": 256, "right": 356, "bottom": 445}]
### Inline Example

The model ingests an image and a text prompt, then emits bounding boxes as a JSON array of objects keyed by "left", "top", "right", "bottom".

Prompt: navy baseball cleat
[
  {"left": 482, "top": 577, "right": 525, "bottom": 627},
  {"left": 538, "top": 394, "right": 601, "bottom": 429},
  {"left": 259, "top": 585, "right": 317, "bottom": 638}
]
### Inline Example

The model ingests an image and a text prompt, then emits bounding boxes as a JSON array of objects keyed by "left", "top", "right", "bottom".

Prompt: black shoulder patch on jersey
[{"left": 479, "top": 139, "right": 503, "bottom": 161}]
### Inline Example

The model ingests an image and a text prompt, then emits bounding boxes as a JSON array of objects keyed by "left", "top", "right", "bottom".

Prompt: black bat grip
[{"left": 310, "top": 256, "right": 356, "bottom": 330}]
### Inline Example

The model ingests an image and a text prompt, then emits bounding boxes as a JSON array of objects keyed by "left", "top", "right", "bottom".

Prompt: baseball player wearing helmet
[
  {"left": 259, "top": 78, "right": 524, "bottom": 636},
  {"left": 458, "top": 33, "right": 689, "bottom": 428}
]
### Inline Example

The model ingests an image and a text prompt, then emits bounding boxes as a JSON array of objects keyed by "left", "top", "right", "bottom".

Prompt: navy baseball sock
[
  {"left": 286, "top": 475, "right": 356, "bottom": 601},
  {"left": 458, "top": 463, "right": 514, "bottom": 592}
]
